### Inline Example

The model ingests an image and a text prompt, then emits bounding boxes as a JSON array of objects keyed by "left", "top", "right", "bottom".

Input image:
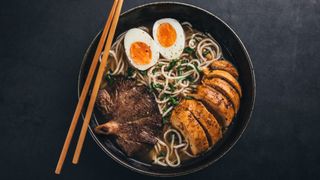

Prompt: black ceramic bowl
[{"left": 78, "top": 2, "right": 255, "bottom": 177}]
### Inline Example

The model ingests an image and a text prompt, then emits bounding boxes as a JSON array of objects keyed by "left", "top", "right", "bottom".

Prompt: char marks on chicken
[{"left": 95, "top": 77, "right": 162, "bottom": 156}]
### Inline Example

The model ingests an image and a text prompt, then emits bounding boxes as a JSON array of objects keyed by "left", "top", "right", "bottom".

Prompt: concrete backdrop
[{"left": 0, "top": 0, "right": 319, "bottom": 179}]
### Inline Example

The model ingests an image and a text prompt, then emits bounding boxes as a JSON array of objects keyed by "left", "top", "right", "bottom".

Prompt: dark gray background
[{"left": 1, "top": 0, "right": 320, "bottom": 179}]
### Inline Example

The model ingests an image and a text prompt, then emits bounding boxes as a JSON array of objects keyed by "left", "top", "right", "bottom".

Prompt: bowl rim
[{"left": 78, "top": 1, "right": 256, "bottom": 177}]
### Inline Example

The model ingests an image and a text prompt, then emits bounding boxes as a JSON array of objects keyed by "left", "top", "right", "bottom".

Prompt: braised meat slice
[
  {"left": 96, "top": 78, "right": 159, "bottom": 123},
  {"left": 95, "top": 116, "right": 160, "bottom": 144},
  {"left": 115, "top": 138, "right": 146, "bottom": 157},
  {"left": 94, "top": 77, "right": 162, "bottom": 156}
]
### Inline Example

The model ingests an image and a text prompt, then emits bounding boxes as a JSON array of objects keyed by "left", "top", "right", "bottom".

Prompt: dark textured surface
[{"left": 0, "top": 0, "right": 319, "bottom": 179}]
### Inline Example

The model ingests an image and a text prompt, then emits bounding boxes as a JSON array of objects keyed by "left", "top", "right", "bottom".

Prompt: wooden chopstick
[
  {"left": 72, "top": 0, "right": 124, "bottom": 164},
  {"left": 55, "top": 0, "right": 120, "bottom": 174}
]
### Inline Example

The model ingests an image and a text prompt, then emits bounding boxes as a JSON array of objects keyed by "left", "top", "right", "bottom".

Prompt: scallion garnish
[
  {"left": 168, "top": 83, "right": 175, "bottom": 92},
  {"left": 185, "top": 75, "right": 194, "bottom": 82},
  {"left": 185, "top": 96, "right": 194, "bottom": 100},
  {"left": 127, "top": 67, "right": 134, "bottom": 77},
  {"left": 183, "top": 47, "right": 195, "bottom": 54},
  {"left": 105, "top": 74, "right": 114, "bottom": 86},
  {"left": 169, "top": 96, "right": 179, "bottom": 106},
  {"left": 166, "top": 59, "right": 178, "bottom": 71},
  {"left": 162, "top": 116, "right": 170, "bottom": 124},
  {"left": 202, "top": 49, "right": 210, "bottom": 56},
  {"left": 139, "top": 70, "right": 147, "bottom": 76},
  {"left": 159, "top": 151, "right": 166, "bottom": 157}
]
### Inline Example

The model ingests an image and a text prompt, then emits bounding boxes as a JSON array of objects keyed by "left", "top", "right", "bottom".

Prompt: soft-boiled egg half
[
  {"left": 152, "top": 18, "right": 185, "bottom": 59},
  {"left": 124, "top": 28, "right": 159, "bottom": 70}
]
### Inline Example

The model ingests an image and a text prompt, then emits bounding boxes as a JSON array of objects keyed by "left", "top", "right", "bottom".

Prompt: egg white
[
  {"left": 124, "top": 28, "right": 159, "bottom": 70},
  {"left": 152, "top": 18, "right": 185, "bottom": 60}
]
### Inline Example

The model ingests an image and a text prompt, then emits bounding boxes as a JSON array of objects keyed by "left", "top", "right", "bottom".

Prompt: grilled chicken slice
[
  {"left": 203, "top": 69, "right": 242, "bottom": 97},
  {"left": 193, "top": 85, "right": 235, "bottom": 127},
  {"left": 171, "top": 106, "right": 209, "bottom": 155},
  {"left": 202, "top": 78, "right": 240, "bottom": 113},
  {"left": 180, "top": 100, "right": 222, "bottom": 145},
  {"left": 210, "top": 60, "right": 239, "bottom": 79}
]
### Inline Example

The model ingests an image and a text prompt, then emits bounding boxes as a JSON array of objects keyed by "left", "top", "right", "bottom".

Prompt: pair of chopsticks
[{"left": 55, "top": 0, "right": 124, "bottom": 174}]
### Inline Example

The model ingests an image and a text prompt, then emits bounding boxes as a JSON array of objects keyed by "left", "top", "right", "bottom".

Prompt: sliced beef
[
  {"left": 95, "top": 116, "right": 161, "bottom": 144},
  {"left": 94, "top": 77, "right": 162, "bottom": 156},
  {"left": 97, "top": 78, "right": 159, "bottom": 122},
  {"left": 115, "top": 137, "right": 146, "bottom": 157}
]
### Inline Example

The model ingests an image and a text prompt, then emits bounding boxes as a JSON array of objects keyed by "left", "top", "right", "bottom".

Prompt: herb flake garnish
[
  {"left": 105, "top": 74, "right": 114, "bottom": 86},
  {"left": 166, "top": 59, "right": 178, "bottom": 71}
]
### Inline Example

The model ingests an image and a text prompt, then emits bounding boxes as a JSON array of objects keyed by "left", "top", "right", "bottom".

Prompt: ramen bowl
[{"left": 78, "top": 2, "right": 255, "bottom": 177}]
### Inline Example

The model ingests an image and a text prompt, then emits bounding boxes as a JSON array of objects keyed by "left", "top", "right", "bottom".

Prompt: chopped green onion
[
  {"left": 161, "top": 93, "right": 170, "bottom": 100},
  {"left": 166, "top": 59, "right": 178, "bottom": 71},
  {"left": 169, "top": 96, "right": 179, "bottom": 106},
  {"left": 184, "top": 47, "right": 197, "bottom": 58},
  {"left": 148, "top": 82, "right": 155, "bottom": 93},
  {"left": 147, "top": 86, "right": 153, "bottom": 93},
  {"left": 183, "top": 47, "right": 195, "bottom": 54},
  {"left": 150, "top": 82, "right": 164, "bottom": 93},
  {"left": 194, "top": 64, "right": 201, "bottom": 73},
  {"left": 159, "top": 151, "right": 166, "bottom": 157},
  {"left": 152, "top": 68, "right": 157, "bottom": 75},
  {"left": 181, "top": 59, "right": 188, "bottom": 64},
  {"left": 154, "top": 83, "right": 164, "bottom": 89},
  {"left": 202, "top": 49, "right": 210, "bottom": 56},
  {"left": 150, "top": 82, "right": 156, "bottom": 92},
  {"left": 185, "top": 96, "right": 194, "bottom": 100},
  {"left": 185, "top": 65, "right": 193, "bottom": 71},
  {"left": 168, "top": 83, "right": 175, "bottom": 92},
  {"left": 177, "top": 66, "right": 183, "bottom": 76},
  {"left": 127, "top": 67, "right": 134, "bottom": 77},
  {"left": 185, "top": 75, "right": 194, "bottom": 82},
  {"left": 162, "top": 105, "right": 168, "bottom": 113},
  {"left": 162, "top": 116, "right": 170, "bottom": 124},
  {"left": 139, "top": 70, "right": 147, "bottom": 76},
  {"left": 105, "top": 74, "right": 114, "bottom": 86}
]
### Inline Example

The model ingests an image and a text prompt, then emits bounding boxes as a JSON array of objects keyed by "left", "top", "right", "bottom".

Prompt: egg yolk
[
  {"left": 157, "top": 23, "right": 177, "bottom": 47},
  {"left": 130, "top": 42, "right": 152, "bottom": 65}
]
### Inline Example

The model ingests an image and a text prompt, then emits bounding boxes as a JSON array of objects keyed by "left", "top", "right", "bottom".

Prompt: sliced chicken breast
[
  {"left": 180, "top": 99, "right": 222, "bottom": 146},
  {"left": 193, "top": 85, "right": 235, "bottom": 127},
  {"left": 210, "top": 60, "right": 239, "bottom": 79},
  {"left": 203, "top": 69, "right": 242, "bottom": 97},
  {"left": 170, "top": 106, "right": 209, "bottom": 155},
  {"left": 203, "top": 78, "right": 240, "bottom": 113}
]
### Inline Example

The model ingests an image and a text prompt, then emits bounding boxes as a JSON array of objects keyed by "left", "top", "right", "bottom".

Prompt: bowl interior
[{"left": 78, "top": 2, "right": 255, "bottom": 177}]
